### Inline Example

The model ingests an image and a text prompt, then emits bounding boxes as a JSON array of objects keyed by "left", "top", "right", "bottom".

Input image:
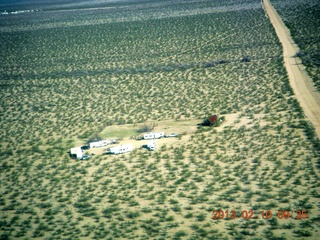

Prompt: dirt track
[{"left": 262, "top": 0, "right": 320, "bottom": 137}]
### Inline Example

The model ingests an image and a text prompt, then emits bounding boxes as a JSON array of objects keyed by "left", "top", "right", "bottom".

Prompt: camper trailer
[
  {"left": 143, "top": 132, "right": 164, "bottom": 140},
  {"left": 108, "top": 145, "right": 133, "bottom": 154},
  {"left": 70, "top": 147, "right": 83, "bottom": 159},
  {"left": 89, "top": 140, "right": 111, "bottom": 148}
]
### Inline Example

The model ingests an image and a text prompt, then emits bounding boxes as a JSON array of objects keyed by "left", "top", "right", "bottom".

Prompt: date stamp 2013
[{"left": 212, "top": 210, "right": 308, "bottom": 220}]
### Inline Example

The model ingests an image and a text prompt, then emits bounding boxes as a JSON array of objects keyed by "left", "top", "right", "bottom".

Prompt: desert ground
[
  {"left": 263, "top": 0, "right": 320, "bottom": 137},
  {"left": 0, "top": 0, "right": 319, "bottom": 239}
]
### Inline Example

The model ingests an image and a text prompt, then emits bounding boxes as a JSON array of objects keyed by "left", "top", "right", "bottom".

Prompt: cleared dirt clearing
[{"left": 263, "top": 0, "right": 320, "bottom": 137}]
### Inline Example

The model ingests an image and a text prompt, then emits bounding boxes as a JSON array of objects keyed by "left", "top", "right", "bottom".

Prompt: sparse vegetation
[
  {"left": 0, "top": 0, "right": 319, "bottom": 239},
  {"left": 271, "top": 0, "right": 320, "bottom": 91}
]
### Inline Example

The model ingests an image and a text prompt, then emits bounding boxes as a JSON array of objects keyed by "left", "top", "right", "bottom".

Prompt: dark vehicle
[{"left": 81, "top": 145, "right": 90, "bottom": 150}]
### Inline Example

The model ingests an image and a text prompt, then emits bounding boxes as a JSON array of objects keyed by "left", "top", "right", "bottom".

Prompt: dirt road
[{"left": 262, "top": 0, "right": 320, "bottom": 137}]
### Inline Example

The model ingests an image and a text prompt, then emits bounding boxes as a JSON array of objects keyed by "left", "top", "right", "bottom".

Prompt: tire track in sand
[{"left": 262, "top": 0, "right": 320, "bottom": 137}]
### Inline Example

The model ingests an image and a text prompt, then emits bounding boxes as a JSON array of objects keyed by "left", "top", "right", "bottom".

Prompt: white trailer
[
  {"left": 154, "top": 132, "right": 164, "bottom": 139},
  {"left": 143, "top": 132, "right": 164, "bottom": 140},
  {"left": 109, "top": 144, "right": 133, "bottom": 154},
  {"left": 147, "top": 140, "right": 156, "bottom": 151},
  {"left": 89, "top": 140, "right": 111, "bottom": 148},
  {"left": 143, "top": 133, "right": 154, "bottom": 140},
  {"left": 70, "top": 147, "right": 83, "bottom": 159}
]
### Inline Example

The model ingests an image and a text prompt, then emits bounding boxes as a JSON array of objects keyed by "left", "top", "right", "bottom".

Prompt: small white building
[
  {"left": 89, "top": 140, "right": 111, "bottom": 148},
  {"left": 70, "top": 147, "right": 83, "bottom": 159},
  {"left": 108, "top": 144, "right": 133, "bottom": 154},
  {"left": 147, "top": 140, "right": 156, "bottom": 151},
  {"left": 143, "top": 132, "right": 164, "bottom": 140}
]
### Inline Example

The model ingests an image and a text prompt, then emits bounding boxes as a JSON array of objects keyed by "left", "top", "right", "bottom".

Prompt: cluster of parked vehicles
[{"left": 70, "top": 131, "right": 180, "bottom": 159}]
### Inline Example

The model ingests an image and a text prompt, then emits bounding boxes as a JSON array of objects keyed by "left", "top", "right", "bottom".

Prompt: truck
[
  {"left": 70, "top": 147, "right": 83, "bottom": 159},
  {"left": 147, "top": 140, "right": 156, "bottom": 151}
]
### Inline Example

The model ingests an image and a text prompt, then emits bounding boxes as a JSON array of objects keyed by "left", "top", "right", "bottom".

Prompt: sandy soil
[
  {"left": 81, "top": 119, "right": 200, "bottom": 156},
  {"left": 262, "top": 0, "right": 320, "bottom": 137},
  {"left": 84, "top": 113, "right": 265, "bottom": 158}
]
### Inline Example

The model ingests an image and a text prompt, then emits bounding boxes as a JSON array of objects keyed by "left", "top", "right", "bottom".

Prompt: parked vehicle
[
  {"left": 143, "top": 132, "right": 164, "bottom": 140},
  {"left": 165, "top": 133, "right": 179, "bottom": 138},
  {"left": 70, "top": 147, "right": 83, "bottom": 159},
  {"left": 147, "top": 140, "right": 156, "bottom": 151},
  {"left": 111, "top": 139, "right": 119, "bottom": 144},
  {"left": 81, "top": 145, "right": 90, "bottom": 150},
  {"left": 81, "top": 154, "right": 91, "bottom": 160},
  {"left": 108, "top": 145, "right": 133, "bottom": 154},
  {"left": 89, "top": 140, "right": 111, "bottom": 148}
]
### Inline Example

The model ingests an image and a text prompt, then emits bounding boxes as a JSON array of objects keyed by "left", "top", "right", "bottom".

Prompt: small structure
[
  {"left": 143, "top": 132, "right": 164, "bottom": 140},
  {"left": 108, "top": 144, "right": 133, "bottom": 154},
  {"left": 147, "top": 140, "right": 156, "bottom": 151},
  {"left": 70, "top": 147, "right": 83, "bottom": 159},
  {"left": 199, "top": 115, "right": 219, "bottom": 127},
  {"left": 89, "top": 140, "right": 111, "bottom": 148}
]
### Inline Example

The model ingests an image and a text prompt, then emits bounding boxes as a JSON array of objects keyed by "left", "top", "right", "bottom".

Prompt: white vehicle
[
  {"left": 147, "top": 141, "right": 156, "bottom": 151},
  {"left": 165, "top": 133, "right": 179, "bottom": 138},
  {"left": 70, "top": 147, "right": 83, "bottom": 159},
  {"left": 108, "top": 144, "right": 133, "bottom": 154},
  {"left": 143, "top": 132, "right": 164, "bottom": 140},
  {"left": 89, "top": 140, "right": 111, "bottom": 148}
]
